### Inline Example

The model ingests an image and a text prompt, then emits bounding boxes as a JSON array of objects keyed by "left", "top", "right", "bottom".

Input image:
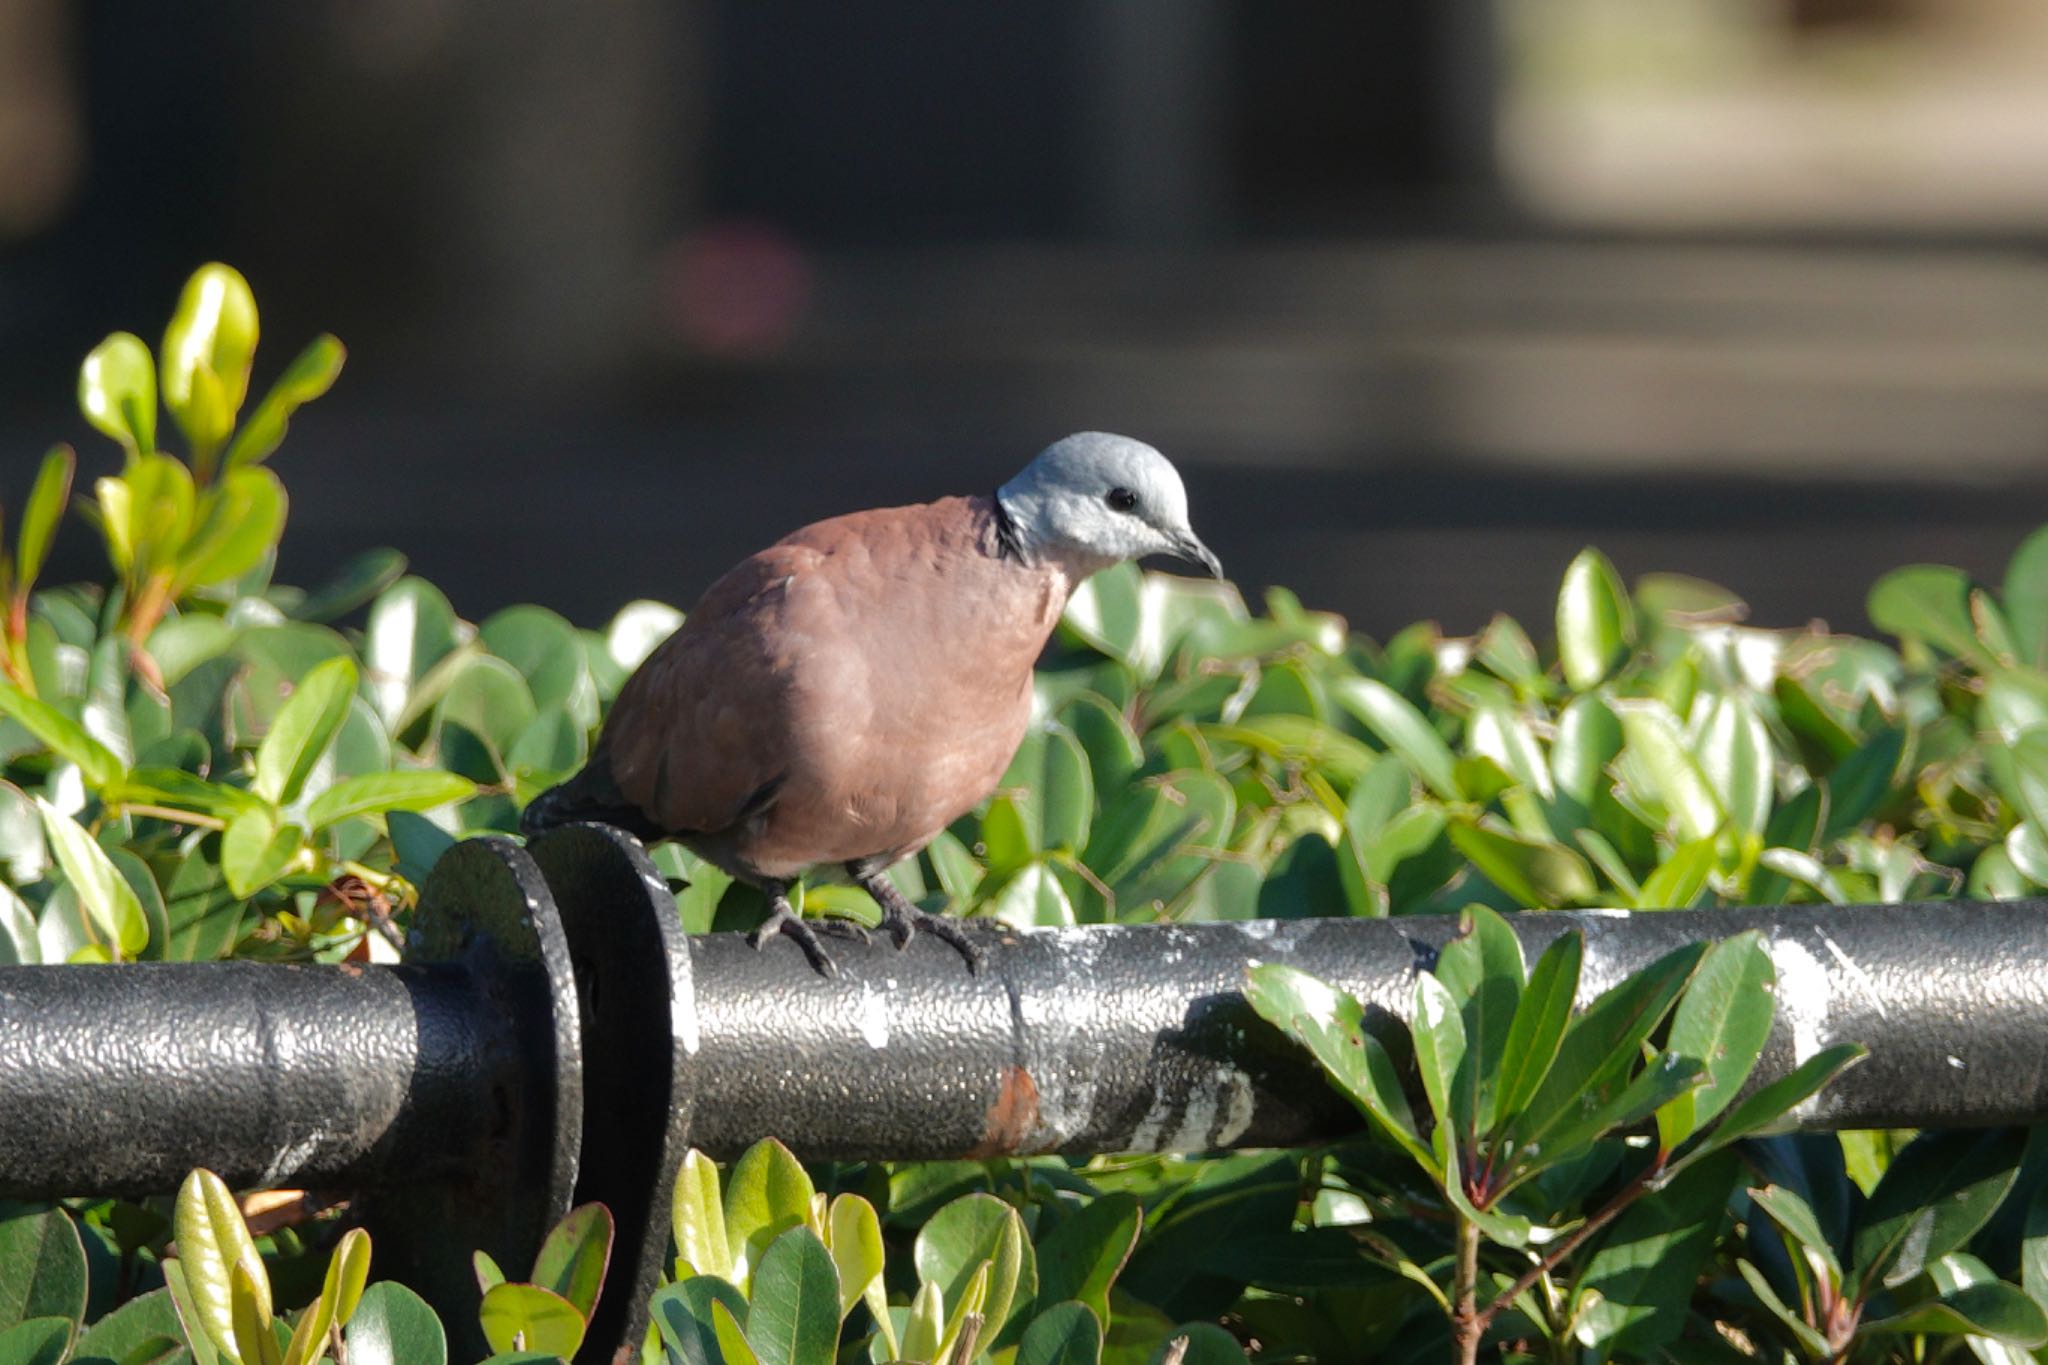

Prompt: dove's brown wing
[{"left": 593, "top": 495, "right": 1072, "bottom": 881}]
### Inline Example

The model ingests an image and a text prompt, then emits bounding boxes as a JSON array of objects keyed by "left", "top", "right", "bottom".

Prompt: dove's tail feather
[{"left": 518, "top": 754, "right": 666, "bottom": 842}]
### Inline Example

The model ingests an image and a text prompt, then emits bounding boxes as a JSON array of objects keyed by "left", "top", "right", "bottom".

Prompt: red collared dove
[{"left": 521, "top": 432, "right": 1220, "bottom": 973}]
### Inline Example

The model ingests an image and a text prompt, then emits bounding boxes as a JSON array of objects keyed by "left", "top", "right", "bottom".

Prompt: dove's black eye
[{"left": 1106, "top": 487, "right": 1138, "bottom": 513}]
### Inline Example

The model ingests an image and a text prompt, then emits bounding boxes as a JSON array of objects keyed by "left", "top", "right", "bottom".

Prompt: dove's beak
[{"left": 1172, "top": 531, "right": 1224, "bottom": 580}]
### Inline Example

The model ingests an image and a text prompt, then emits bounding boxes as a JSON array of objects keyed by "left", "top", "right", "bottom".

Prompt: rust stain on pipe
[{"left": 967, "top": 1065, "right": 1039, "bottom": 1157}]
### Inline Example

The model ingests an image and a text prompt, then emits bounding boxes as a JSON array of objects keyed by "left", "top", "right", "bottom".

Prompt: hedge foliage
[{"left": 4, "top": 265, "right": 2048, "bottom": 1363}]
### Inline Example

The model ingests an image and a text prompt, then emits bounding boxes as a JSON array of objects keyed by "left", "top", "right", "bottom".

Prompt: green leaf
[
  {"left": 2005, "top": 526, "right": 2048, "bottom": 667},
  {"left": 530, "top": 1203, "right": 612, "bottom": 1323},
  {"left": 1868, "top": 563, "right": 1994, "bottom": 666},
  {"left": 0, "top": 1317, "right": 72, "bottom": 1365},
  {"left": 913, "top": 1194, "right": 1033, "bottom": 1348},
  {"left": 1572, "top": 1149, "right": 1743, "bottom": 1360},
  {"left": 1510, "top": 941, "right": 1705, "bottom": 1162},
  {"left": 364, "top": 577, "right": 460, "bottom": 727},
  {"left": 15, "top": 446, "right": 75, "bottom": 588},
  {"left": 304, "top": 770, "right": 475, "bottom": 830},
  {"left": 224, "top": 334, "right": 345, "bottom": 472},
  {"left": 1432, "top": 904, "right": 1525, "bottom": 1136},
  {"left": 649, "top": 1278, "right": 748, "bottom": 1365},
  {"left": 1677, "top": 1044, "right": 1864, "bottom": 1169},
  {"left": 324, "top": 1227, "right": 371, "bottom": 1326},
  {"left": 292, "top": 548, "right": 407, "bottom": 624},
  {"left": 1656, "top": 932, "right": 1775, "bottom": 1149},
  {"left": 0, "top": 683, "right": 125, "bottom": 789},
  {"left": 710, "top": 1299, "right": 759, "bottom": 1365},
  {"left": 1634, "top": 838, "right": 1715, "bottom": 911},
  {"left": 1332, "top": 677, "right": 1461, "bottom": 800},
  {"left": 1863, "top": 1281, "right": 2048, "bottom": 1347},
  {"left": 1694, "top": 695, "right": 1771, "bottom": 837},
  {"left": 253, "top": 654, "right": 357, "bottom": 804},
  {"left": 1017, "top": 1302, "right": 1103, "bottom": 1365},
  {"left": 1493, "top": 929, "right": 1581, "bottom": 1127},
  {"left": 343, "top": 1283, "right": 445, "bottom": 1365},
  {"left": 173, "top": 1168, "right": 269, "bottom": 1364},
  {"left": 1823, "top": 727, "right": 1905, "bottom": 842},
  {"left": 1448, "top": 820, "right": 1594, "bottom": 909},
  {"left": 70, "top": 1287, "right": 189, "bottom": 1365},
  {"left": 825, "top": 1194, "right": 885, "bottom": 1327},
  {"left": 1033, "top": 1194, "right": 1142, "bottom": 1328},
  {"left": 1146, "top": 1323, "right": 1245, "bottom": 1365},
  {"left": 1411, "top": 970, "right": 1468, "bottom": 1143},
  {"left": 174, "top": 468, "right": 287, "bottom": 593},
  {"left": 673, "top": 1149, "right": 733, "bottom": 1281},
  {"left": 35, "top": 798, "right": 147, "bottom": 958},
  {"left": 220, "top": 810, "right": 303, "bottom": 900},
  {"left": 1748, "top": 1184, "right": 1843, "bottom": 1289},
  {"left": 161, "top": 264, "right": 260, "bottom": 466},
  {"left": 478, "top": 1283, "right": 583, "bottom": 1359},
  {"left": 723, "top": 1138, "right": 815, "bottom": 1289},
  {"left": 228, "top": 1261, "right": 279, "bottom": 1365},
  {"left": 1557, "top": 547, "right": 1633, "bottom": 690},
  {"left": 0, "top": 1206, "right": 88, "bottom": 1332},
  {"left": 745, "top": 1227, "right": 840, "bottom": 1365},
  {"left": 1612, "top": 700, "right": 1722, "bottom": 842},
  {"left": 78, "top": 333, "right": 158, "bottom": 458},
  {"left": 1853, "top": 1128, "right": 2024, "bottom": 1290}
]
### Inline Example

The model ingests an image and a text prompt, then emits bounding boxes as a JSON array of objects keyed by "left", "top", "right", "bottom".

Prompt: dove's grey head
[{"left": 997, "top": 432, "right": 1222, "bottom": 579}]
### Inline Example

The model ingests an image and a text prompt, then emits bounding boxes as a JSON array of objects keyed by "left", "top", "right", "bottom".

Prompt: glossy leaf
[
  {"left": 0, "top": 684, "right": 124, "bottom": 789},
  {"left": 71, "top": 1288, "right": 189, "bottom": 1365},
  {"left": 161, "top": 264, "right": 259, "bottom": 464},
  {"left": 1656, "top": 932, "right": 1775, "bottom": 1148},
  {"left": 1866, "top": 1280, "right": 2048, "bottom": 1345},
  {"left": 1634, "top": 838, "right": 1715, "bottom": 911},
  {"left": 0, "top": 1317, "right": 71, "bottom": 1365},
  {"left": 224, "top": 334, "right": 345, "bottom": 471},
  {"left": 650, "top": 1277, "right": 748, "bottom": 1365},
  {"left": 1556, "top": 547, "right": 1633, "bottom": 690},
  {"left": 1492, "top": 929, "right": 1581, "bottom": 1130},
  {"left": 1853, "top": 1128, "right": 2025, "bottom": 1290},
  {"left": 304, "top": 769, "right": 474, "bottom": 830},
  {"left": 531, "top": 1203, "right": 612, "bottom": 1321},
  {"left": 220, "top": 810, "right": 302, "bottom": 900},
  {"left": 1243, "top": 963, "right": 1433, "bottom": 1171},
  {"left": 709, "top": 1299, "right": 759, "bottom": 1365},
  {"left": 746, "top": 1227, "right": 840, "bottom": 1365},
  {"left": 79, "top": 332, "right": 158, "bottom": 458},
  {"left": 1332, "top": 678, "right": 1461, "bottom": 800},
  {"left": 1611, "top": 700, "right": 1721, "bottom": 842},
  {"left": 253, "top": 654, "right": 356, "bottom": 804},
  {"left": 1017, "top": 1302, "right": 1103, "bottom": 1365},
  {"left": 1573, "top": 1150, "right": 1743, "bottom": 1360},
  {"left": 673, "top": 1149, "right": 732, "bottom": 1281},
  {"left": 1033, "top": 1194, "right": 1141, "bottom": 1328},
  {"left": 15, "top": 447, "right": 75, "bottom": 587},
  {"left": 35, "top": 798, "right": 147, "bottom": 958},
  {"left": 913, "top": 1193, "right": 1033, "bottom": 1348},
  {"left": 825, "top": 1194, "right": 885, "bottom": 1326},
  {"left": 0, "top": 1206, "right": 88, "bottom": 1332},
  {"left": 344, "top": 1282, "right": 445, "bottom": 1365},
  {"left": 2005, "top": 525, "right": 2048, "bottom": 666},
  {"left": 325, "top": 1227, "right": 371, "bottom": 1326},
  {"left": 724, "top": 1138, "right": 815, "bottom": 1288},
  {"left": 172, "top": 1168, "right": 268, "bottom": 1364},
  {"left": 1868, "top": 563, "right": 1992, "bottom": 666},
  {"left": 478, "top": 1283, "right": 583, "bottom": 1359},
  {"left": 175, "top": 468, "right": 287, "bottom": 593}
]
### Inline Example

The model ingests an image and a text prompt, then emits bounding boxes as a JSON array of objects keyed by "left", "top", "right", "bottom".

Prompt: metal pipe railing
[{"left": 2, "top": 821, "right": 2046, "bottom": 1363}]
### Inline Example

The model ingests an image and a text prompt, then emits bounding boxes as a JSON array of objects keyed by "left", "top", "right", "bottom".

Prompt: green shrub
[{"left": 5, "top": 264, "right": 2048, "bottom": 1363}]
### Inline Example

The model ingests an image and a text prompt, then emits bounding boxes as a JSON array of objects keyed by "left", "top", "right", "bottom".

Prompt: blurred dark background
[{"left": 2, "top": 0, "right": 2046, "bottom": 638}]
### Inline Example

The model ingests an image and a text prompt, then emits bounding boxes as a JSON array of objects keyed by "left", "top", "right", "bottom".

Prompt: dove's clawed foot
[
  {"left": 747, "top": 884, "right": 841, "bottom": 978},
  {"left": 856, "top": 867, "right": 986, "bottom": 975}
]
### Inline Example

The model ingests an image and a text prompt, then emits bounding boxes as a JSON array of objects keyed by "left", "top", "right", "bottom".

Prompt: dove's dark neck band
[{"left": 991, "top": 489, "right": 1028, "bottom": 563}]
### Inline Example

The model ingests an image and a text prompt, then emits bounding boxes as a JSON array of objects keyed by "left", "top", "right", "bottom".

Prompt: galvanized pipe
[
  {"left": 2, "top": 821, "right": 2046, "bottom": 1365},
  {"left": 0, "top": 960, "right": 493, "bottom": 1197},
  {"left": 675, "top": 896, "right": 2048, "bottom": 1161}
]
